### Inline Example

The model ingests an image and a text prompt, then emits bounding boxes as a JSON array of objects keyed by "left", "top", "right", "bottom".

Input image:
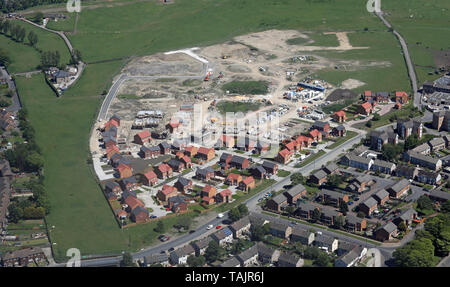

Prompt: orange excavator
[{"left": 204, "top": 72, "right": 211, "bottom": 81}]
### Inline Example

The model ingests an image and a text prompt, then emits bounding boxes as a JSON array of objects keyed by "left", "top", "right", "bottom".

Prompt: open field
[
  {"left": 382, "top": 0, "right": 450, "bottom": 84},
  {"left": 7, "top": 0, "right": 437, "bottom": 261},
  {"left": 0, "top": 35, "right": 41, "bottom": 73}
]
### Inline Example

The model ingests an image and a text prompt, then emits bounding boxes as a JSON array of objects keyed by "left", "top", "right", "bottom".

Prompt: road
[
  {"left": 0, "top": 66, "right": 22, "bottom": 112},
  {"left": 96, "top": 48, "right": 211, "bottom": 121},
  {"left": 19, "top": 18, "right": 73, "bottom": 53},
  {"left": 375, "top": 11, "right": 420, "bottom": 108}
]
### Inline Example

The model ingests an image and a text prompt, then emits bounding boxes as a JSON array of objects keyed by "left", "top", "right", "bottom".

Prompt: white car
[
  {"left": 217, "top": 213, "right": 224, "bottom": 218},
  {"left": 206, "top": 224, "right": 213, "bottom": 230}
]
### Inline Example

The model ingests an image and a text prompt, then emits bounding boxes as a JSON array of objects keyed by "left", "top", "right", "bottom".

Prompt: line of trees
[
  {"left": 0, "top": 19, "right": 38, "bottom": 46},
  {"left": 0, "top": 0, "right": 67, "bottom": 13}
]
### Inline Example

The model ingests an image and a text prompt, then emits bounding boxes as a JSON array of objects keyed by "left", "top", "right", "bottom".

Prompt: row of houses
[{"left": 1, "top": 247, "right": 46, "bottom": 267}]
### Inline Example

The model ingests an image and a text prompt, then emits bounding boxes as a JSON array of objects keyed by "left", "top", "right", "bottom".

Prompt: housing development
[{"left": 0, "top": 0, "right": 449, "bottom": 270}]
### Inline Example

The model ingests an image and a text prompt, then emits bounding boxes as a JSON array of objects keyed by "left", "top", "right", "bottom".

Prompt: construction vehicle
[
  {"left": 204, "top": 72, "right": 211, "bottom": 81},
  {"left": 221, "top": 55, "right": 230, "bottom": 59}
]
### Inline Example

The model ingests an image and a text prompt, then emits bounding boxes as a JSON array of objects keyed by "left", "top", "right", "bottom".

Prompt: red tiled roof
[
  {"left": 198, "top": 147, "right": 212, "bottom": 155},
  {"left": 117, "top": 210, "right": 127, "bottom": 217},
  {"left": 185, "top": 146, "right": 197, "bottom": 152},
  {"left": 169, "top": 121, "right": 181, "bottom": 128},
  {"left": 334, "top": 110, "right": 346, "bottom": 117},
  {"left": 181, "top": 155, "right": 191, "bottom": 163},
  {"left": 161, "top": 185, "right": 176, "bottom": 195},
  {"left": 125, "top": 196, "right": 144, "bottom": 210},
  {"left": 364, "top": 91, "right": 372, "bottom": 97},
  {"left": 309, "top": 129, "right": 321, "bottom": 138},
  {"left": 220, "top": 189, "right": 232, "bottom": 197},
  {"left": 278, "top": 148, "right": 292, "bottom": 158},
  {"left": 117, "top": 163, "right": 131, "bottom": 172},
  {"left": 285, "top": 141, "right": 296, "bottom": 151},
  {"left": 105, "top": 119, "right": 119, "bottom": 129},
  {"left": 361, "top": 102, "right": 372, "bottom": 110},
  {"left": 136, "top": 130, "right": 152, "bottom": 140},
  {"left": 106, "top": 145, "right": 119, "bottom": 153},
  {"left": 202, "top": 196, "right": 214, "bottom": 202},
  {"left": 395, "top": 91, "right": 408, "bottom": 97},
  {"left": 227, "top": 173, "right": 242, "bottom": 181},
  {"left": 158, "top": 163, "right": 172, "bottom": 173},
  {"left": 242, "top": 176, "right": 255, "bottom": 185},
  {"left": 202, "top": 185, "right": 216, "bottom": 193},
  {"left": 144, "top": 170, "right": 157, "bottom": 180}
]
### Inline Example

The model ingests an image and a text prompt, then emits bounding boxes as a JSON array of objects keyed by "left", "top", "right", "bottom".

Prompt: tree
[
  {"left": 314, "top": 252, "right": 330, "bottom": 267},
  {"left": 285, "top": 206, "right": 295, "bottom": 217},
  {"left": 8, "top": 204, "right": 23, "bottom": 223},
  {"left": 32, "top": 12, "right": 44, "bottom": 24},
  {"left": 2, "top": 20, "right": 10, "bottom": 35},
  {"left": 0, "top": 48, "right": 11, "bottom": 67},
  {"left": 312, "top": 209, "right": 321, "bottom": 222},
  {"left": 291, "top": 173, "right": 305, "bottom": 185},
  {"left": 121, "top": 252, "right": 134, "bottom": 267},
  {"left": 237, "top": 204, "right": 248, "bottom": 217},
  {"left": 154, "top": 221, "right": 165, "bottom": 233},
  {"left": 398, "top": 221, "right": 407, "bottom": 232},
  {"left": 441, "top": 201, "right": 450, "bottom": 214},
  {"left": 372, "top": 113, "right": 380, "bottom": 121},
  {"left": 381, "top": 143, "right": 403, "bottom": 161},
  {"left": 334, "top": 215, "right": 345, "bottom": 229},
  {"left": 303, "top": 246, "right": 320, "bottom": 260},
  {"left": 187, "top": 255, "right": 205, "bottom": 267},
  {"left": 250, "top": 225, "right": 266, "bottom": 241},
  {"left": 365, "top": 120, "right": 372, "bottom": 128},
  {"left": 17, "top": 27, "right": 26, "bottom": 42},
  {"left": 205, "top": 240, "right": 224, "bottom": 263},
  {"left": 228, "top": 208, "right": 241, "bottom": 222},
  {"left": 28, "top": 31, "right": 38, "bottom": 46},
  {"left": 339, "top": 201, "right": 348, "bottom": 215},
  {"left": 327, "top": 174, "right": 343, "bottom": 188},
  {"left": 404, "top": 133, "right": 419, "bottom": 150},
  {"left": 417, "top": 195, "right": 434, "bottom": 211},
  {"left": 393, "top": 238, "right": 435, "bottom": 267},
  {"left": 357, "top": 211, "right": 366, "bottom": 218}
]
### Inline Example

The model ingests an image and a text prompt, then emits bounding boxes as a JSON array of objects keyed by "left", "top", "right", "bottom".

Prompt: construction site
[{"left": 91, "top": 29, "right": 391, "bottom": 159}]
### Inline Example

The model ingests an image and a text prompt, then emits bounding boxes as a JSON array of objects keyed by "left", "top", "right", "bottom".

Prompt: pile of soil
[{"left": 326, "top": 88, "right": 358, "bottom": 102}]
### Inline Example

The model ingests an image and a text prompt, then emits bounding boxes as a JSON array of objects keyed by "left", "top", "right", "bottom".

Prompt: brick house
[
  {"left": 184, "top": 146, "right": 198, "bottom": 157},
  {"left": 202, "top": 196, "right": 215, "bottom": 206},
  {"left": 196, "top": 167, "right": 215, "bottom": 180},
  {"left": 372, "top": 189, "right": 389, "bottom": 206},
  {"left": 196, "top": 147, "right": 215, "bottom": 162},
  {"left": 375, "top": 222, "right": 398, "bottom": 242},
  {"left": 106, "top": 145, "right": 120, "bottom": 160},
  {"left": 202, "top": 185, "right": 217, "bottom": 198},
  {"left": 310, "top": 169, "right": 328, "bottom": 185},
  {"left": 230, "top": 155, "right": 250, "bottom": 170},
  {"left": 276, "top": 148, "right": 293, "bottom": 164},
  {"left": 116, "top": 163, "right": 133, "bottom": 179},
  {"left": 332, "top": 110, "right": 347, "bottom": 123},
  {"left": 283, "top": 184, "right": 306, "bottom": 204},
  {"left": 168, "top": 196, "right": 188, "bottom": 213},
  {"left": 121, "top": 176, "right": 138, "bottom": 191},
  {"left": 395, "top": 91, "right": 409, "bottom": 104},
  {"left": 155, "top": 163, "right": 173, "bottom": 179},
  {"left": 216, "top": 189, "right": 232, "bottom": 203},
  {"left": 262, "top": 161, "right": 278, "bottom": 174},
  {"left": 345, "top": 216, "right": 367, "bottom": 232},
  {"left": 358, "top": 197, "right": 378, "bottom": 216},
  {"left": 240, "top": 176, "right": 255, "bottom": 192},
  {"left": 142, "top": 170, "right": 158, "bottom": 186},
  {"left": 1, "top": 247, "right": 46, "bottom": 267},
  {"left": 174, "top": 177, "right": 192, "bottom": 193},
  {"left": 159, "top": 142, "right": 172, "bottom": 155},
  {"left": 140, "top": 146, "right": 160, "bottom": 158},
  {"left": 124, "top": 195, "right": 145, "bottom": 212},
  {"left": 167, "top": 159, "right": 185, "bottom": 172},
  {"left": 226, "top": 173, "right": 242, "bottom": 186},
  {"left": 219, "top": 153, "right": 233, "bottom": 170},
  {"left": 357, "top": 102, "right": 372, "bottom": 115},
  {"left": 266, "top": 194, "right": 288, "bottom": 212},
  {"left": 105, "top": 181, "right": 121, "bottom": 194},
  {"left": 308, "top": 129, "right": 322, "bottom": 142},
  {"left": 387, "top": 179, "right": 410, "bottom": 198},
  {"left": 156, "top": 185, "right": 177, "bottom": 203},
  {"left": 134, "top": 130, "right": 152, "bottom": 145},
  {"left": 130, "top": 206, "right": 149, "bottom": 223}
]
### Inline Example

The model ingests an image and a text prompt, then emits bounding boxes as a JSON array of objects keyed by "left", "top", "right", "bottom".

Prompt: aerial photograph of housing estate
[{"left": 0, "top": 0, "right": 449, "bottom": 271}]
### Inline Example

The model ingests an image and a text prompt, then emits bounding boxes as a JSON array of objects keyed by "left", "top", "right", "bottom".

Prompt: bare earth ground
[{"left": 93, "top": 29, "right": 390, "bottom": 158}]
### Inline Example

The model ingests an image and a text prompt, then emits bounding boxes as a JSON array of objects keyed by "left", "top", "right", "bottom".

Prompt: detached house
[
  {"left": 196, "top": 147, "right": 215, "bottom": 162},
  {"left": 251, "top": 165, "right": 267, "bottom": 179},
  {"left": 105, "top": 181, "right": 121, "bottom": 194},
  {"left": 375, "top": 222, "right": 398, "bottom": 242},
  {"left": 216, "top": 189, "right": 232, "bottom": 203},
  {"left": 240, "top": 176, "right": 255, "bottom": 192},
  {"left": 219, "top": 153, "right": 233, "bottom": 169},
  {"left": 393, "top": 209, "right": 417, "bottom": 227},
  {"left": 372, "top": 189, "right": 389, "bottom": 206},
  {"left": 276, "top": 149, "right": 294, "bottom": 164},
  {"left": 130, "top": 206, "right": 149, "bottom": 223},
  {"left": 184, "top": 146, "right": 198, "bottom": 157},
  {"left": 230, "top": 155, "right": 250, "bottom": 170},
  {"left": 167, "top": 159, "right": 185, "bottom": 172},
  {"left": 310, "top": 170, "right": 328, "bottom": 185},
  {"left": 174, "top": 177, "right": 192, "bottom": 193},
  {"left": 134, "top": 130, "right": 152, "bottom": 145},
  {"left": 266, "top": 194, "right": 288, "bottom": 212},
  {"left": 156, "top": 185, "right": 177, "bottom": 203},
  {"left": 159, "top": 142, "right": 171, "bottom": 155},
  {"left": 358, "top": 197, "right": 378, "bottom": 216},
  {"left": 262, "top": 161, "right": 278, "bottom": 174},
  {"left": 140, "top": 146, "right": 161, "bottom": 159},
  {"left": 116, "top": 163, "right": 133, "bottom": 179},
  {"left": 226, "top": 173, "right": 243, "bottom": 186},
  {"left": 357, "top": 102, "right": 372, "bottom": 115},
  {"left": 318, "top": 189, "right": 349, "bottom": 207},
  {"left": 332, "top": 110, "right": 346, "bottom": 123},
  {"left": 196, "top": 166, "right": 215, "bottom": 181},
  {"left": 142, "top": 170, "right": 158, "bottom": 186},
  {"left": 121, "top": 176, "right": 138, "bottom": 191},
  {"left": 387, "top": 179, "right": 410, "bottom": 198},
  {"left": 155, "top": 163, "right": 173, "bottom": 179},
  {"left": 345, "top": 216, "right": 366, "bottom": 233}
]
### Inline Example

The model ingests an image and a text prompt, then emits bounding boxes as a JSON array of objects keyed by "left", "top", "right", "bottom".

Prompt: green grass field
[
  {"left": 11, "top": 20, "right": 72, "bottom": 67},
  {"left": 46, "top": 13, "right": 77, "bottom": 32},
  {"left": 382, "top": 0, "right": 450, "bottom": 84},
  {"left": 0, "top": 35, "right": 41, "bottom": 73},
  {"left": 216, "top": 100, "right": 261, "bottom": 114}
]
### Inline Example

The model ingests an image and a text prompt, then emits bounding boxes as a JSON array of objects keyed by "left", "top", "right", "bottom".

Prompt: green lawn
[
  {"left": 306, "top": 32, "right": 340, "bottom": 47},
  {"left": 296, "top": 150, "right": 326, "bottom": 168},
  {"left": 0, "top": 34, "right": 41, "bottom": 73},
  {"left": 45, "top": 13, "right": 77, "bottom": 32},
  {"left": 277, "top": 169, "right": 291, "bottom": 177},
  {"left": 11, "top": 20, "right": 72, "bottom": 67}
]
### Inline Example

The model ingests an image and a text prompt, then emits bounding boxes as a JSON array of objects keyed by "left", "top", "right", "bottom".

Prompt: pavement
[{"left": 0, "top": 66, "right": 22, "bottom": 112}]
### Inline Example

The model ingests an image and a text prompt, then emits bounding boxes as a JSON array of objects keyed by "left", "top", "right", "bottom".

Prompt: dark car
[
  {"left": 168, "top": 247, "right": 175, "bottom": 252},
  {"left": 189, "top": 230, "right": 196, "bottom": 234}
]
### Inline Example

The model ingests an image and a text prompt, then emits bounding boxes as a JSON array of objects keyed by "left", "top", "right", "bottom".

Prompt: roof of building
[
  {"left": 237, "top": 244, "right": 258, "bottom": 263},
  {"left": 429, "top": 190, "right": 450, "bottom": 201},
  {"left": 323, "top": 162, "right": 339, "bottom": 174},
  {"left": 428, "top": 137, "right": 446, "bottom": 147},
  {"left": 196, "top": 166, "right": 215, "bottom": 176},
  {"left": 388, "top": 179, "right": 410, "bottom": 193},
  {"left": 131, "top": 206, "right": 149, "bottom": 217},
  {"left": 172, "top": 244, "right": 195, "bottom": 258},
  {"left": 285, "top": 184, "right": 306, "bottom": 198},
  {"left": 373, "top": 159, "right": 395, "bottom": 169},
  {"left": 122, "top": 176, "right": 137, "bottom": 185},
  {"left": 213, "top": 227, "right": 233, "bottom": 240},
  {"left": 373, "top": 189, "right": 389, "bottom": 200},
  {"left": 312, "top": 169, "right": 327, "bottom": 180},
  {"left": 220, "top": 256, "right": 241, "bottom": 267},
  {"left": 144, "top": 253, "right": 169, "bottom": 265},
  {"left": 270, "top": 194, "right": 288, "bottom": 205},
  {"left": 231, "top": 155, "right": 248, "bottom": 165},
  {"left": 256, "top": 242, "right": 277, "bottom": 257},
  {"left": 278, "top": 252, "right": 301, "bottom": 266},
  {"left": 361, "top": 197, "right": 378, "bottom": 209},
  {"left": 345, "top": 215, "right": 365, "bottom": 225},
  {"left": 291, "top": 227, "right": 312, "bottom": 238},
  {"left": 315, "top": 234, "right": 337, "bottom": 245},
  {"left": 378, "top": 222, "right": 397, "bottom": 234},
  {"left": 230, "top": 216, "right": 250, "bottom": 232},
  {"left": 176, "top": 177, "right": 191, "bottom": 187},
  {"left": 192, "top": 236, "right": 212, "bottom": 250},
  {"left": 262, "top": 161, "right": 277, "bottom": 169}
]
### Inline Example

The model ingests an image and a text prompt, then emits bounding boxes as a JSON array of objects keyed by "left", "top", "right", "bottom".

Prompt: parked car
[
  {"left": 206, "top": 225, "right": 213, "bottom": 230},
  {"left": 216, "top": 225, "right": 222, "bottom": 229},
  {"left": 217, "top": 213, "right": 224, "bottom": 218}
]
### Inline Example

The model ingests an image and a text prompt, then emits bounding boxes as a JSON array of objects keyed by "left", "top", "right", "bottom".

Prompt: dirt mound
[{"left": 326, "top": 88, "right": 358, "bottom": 102}]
